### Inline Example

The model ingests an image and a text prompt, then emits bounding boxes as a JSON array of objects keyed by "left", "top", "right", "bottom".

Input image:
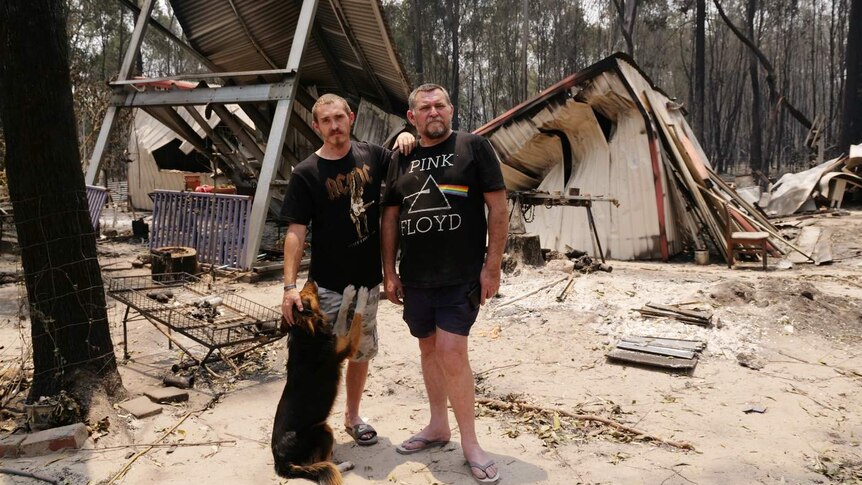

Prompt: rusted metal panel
[{"left": 149, "top": 190, "right": 252, "bottom": 269}]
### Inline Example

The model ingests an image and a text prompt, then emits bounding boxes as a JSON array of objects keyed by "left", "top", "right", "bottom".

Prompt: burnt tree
[
  {"left": 842, "top": 0, "right": 862, "bottom": 150},
  {"left": 447, "top": 0, "right": 461, "bottom": 129},
  {"left": 0, "top": 0, "right": 124, "bottom": 409},
  {"left": 746, "top": 0, "right": 765, "bottom": 175},
  {"left": 694, "top": 0, "right": 706, "bottom": 139},
  {"left": 411, "top": 0, "right": 424, "bottom": 84}
]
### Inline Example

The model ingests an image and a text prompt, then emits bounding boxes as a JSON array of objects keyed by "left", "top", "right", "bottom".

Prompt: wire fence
[{"left": 1, "top": 186, "right": 119, "bottom": 397}]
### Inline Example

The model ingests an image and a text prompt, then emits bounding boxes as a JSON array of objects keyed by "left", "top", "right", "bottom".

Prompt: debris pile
[
  {"left": 190, "top": 296, "right": 223, "bottom": 322},
  {"left": 572, "top": 255, "right": 613, "bottom": 274}
]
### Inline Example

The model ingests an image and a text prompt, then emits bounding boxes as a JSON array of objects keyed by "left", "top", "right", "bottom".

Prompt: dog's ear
[
  {"left": 291, "top": 301, "right": 315, "bottom": 336},
  {"left": 301, "top": 280, "right": 318, "bottom": 294},
  {"left": 299, "top": 281, "right": 321, "bottom": 315}
]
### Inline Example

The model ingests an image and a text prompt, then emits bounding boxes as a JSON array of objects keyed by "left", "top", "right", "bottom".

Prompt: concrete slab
[
  {"left": 120, "top": 396, "right": 163, "bottom": 418},
  {"left": 20, "top": 422, "right": 88, "bottom": 456},
  {"left": 0, "top": 433, "right": 25, "bottom": 458},
  {"left": 144, "top": 386, "right": 189, "bottom": 403}
]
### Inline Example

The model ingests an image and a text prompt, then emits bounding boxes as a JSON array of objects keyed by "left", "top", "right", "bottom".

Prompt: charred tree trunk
[
  {"left": 521, "top": 0, "right": 529, "bottom": 101},
  {"left": 448, "top": 0, "right": 461, "bottom": 130},
  {"left": 410, "top": 0, "right": 424, "bottom": 84},
  {"left": 714, "top": 0, "right": 812, "bottom": 133},
  {"left": 0, "top": 0, "right": 124, "bottom": 408},
  {"left": 611, "top": 0, "right": 638, "bottom": 56},
  {"left": 841, "top": 0, "right": 862, "bottom": 150},
  {"left": 746, "top": 0, "right": 764, "bottom": 176},
  {"left": 694, "top": 0, "right": 706, "bottom": 139}
]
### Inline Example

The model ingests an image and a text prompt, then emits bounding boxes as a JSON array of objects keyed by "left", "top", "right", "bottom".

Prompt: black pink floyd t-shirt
[{"left": 383, "top": 132, "right": 505, "bottom": 288}]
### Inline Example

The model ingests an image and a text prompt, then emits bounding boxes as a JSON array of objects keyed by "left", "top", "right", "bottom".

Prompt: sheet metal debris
[{"left": 607, "top": 336, "right": 706, "bottom": 371}]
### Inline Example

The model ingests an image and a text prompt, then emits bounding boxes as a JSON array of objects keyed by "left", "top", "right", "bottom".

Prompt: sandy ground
[{"left": 1, "top": 209, "right": 862, "bottom": 484}]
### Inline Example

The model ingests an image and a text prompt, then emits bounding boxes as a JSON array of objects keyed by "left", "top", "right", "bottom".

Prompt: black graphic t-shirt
[
  {"left": 281, "top": 141, "right": 390, "bottom": 291},
  {"left": 382, "top": 132, "right": 505, "bottom": 287}
]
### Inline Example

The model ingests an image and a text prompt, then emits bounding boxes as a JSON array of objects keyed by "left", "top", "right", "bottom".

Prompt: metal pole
[
  {"left": 85, "top": 0, "right": 156, "bottom": 185},
  {"left": 242, "top": 0, "right": 319, "bottom": 269},
  {"left": 586, "top": 205, "right": 606, "bottom": 264}
]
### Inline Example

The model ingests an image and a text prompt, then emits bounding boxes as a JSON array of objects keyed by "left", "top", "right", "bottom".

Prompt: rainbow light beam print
[{"left": 438, "top": 184, "right": 469, "bottom": 197}]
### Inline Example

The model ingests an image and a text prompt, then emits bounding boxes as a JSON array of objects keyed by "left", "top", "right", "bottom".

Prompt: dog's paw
[{"left": 354, "top": 286, "right": 369, "bottom": 316}]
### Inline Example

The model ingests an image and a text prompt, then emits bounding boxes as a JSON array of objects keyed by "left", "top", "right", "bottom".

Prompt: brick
[
  {"left": 20, "top": 423, "right": 88, "bottom": 456},
  {"left": 119, "top": 396, "right": 163, "bottom": 418},
  {"left": 0, "top": 434, "right": 25, "bottom": 458},
  {"left": 144, "top": 386, "right": 189, "bottom": 403}
]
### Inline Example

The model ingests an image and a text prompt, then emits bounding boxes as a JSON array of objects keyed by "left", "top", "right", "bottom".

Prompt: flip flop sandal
[
  {"left": 467, "top": 460, "right": 500, "bottom": 484},
  {"left": 345, "top": 423, "right": 378, "bottom": 446},
  {"left": 395, "top": 436, "right": 450, "bottom": 455}
]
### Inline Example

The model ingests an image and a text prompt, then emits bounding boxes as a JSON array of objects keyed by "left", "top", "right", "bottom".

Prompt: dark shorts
[{"left": 403, "top": 282, "right": 480, "bottom": 338}]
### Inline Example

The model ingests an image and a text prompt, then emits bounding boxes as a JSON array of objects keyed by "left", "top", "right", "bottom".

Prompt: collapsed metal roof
[
  {"left": 168, "top": 0, "right": 411, "bottom": 113},
  {"left": 473, "top": 53, "right": 787, "bottom": 264}
]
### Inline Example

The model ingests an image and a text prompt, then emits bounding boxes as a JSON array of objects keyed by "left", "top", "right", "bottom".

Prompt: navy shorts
[{"left": 403, "top": 281, "right": 480, "bottom": 338}]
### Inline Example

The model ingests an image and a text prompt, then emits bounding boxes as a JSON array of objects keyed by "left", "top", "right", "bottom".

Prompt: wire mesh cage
[{"left": 107, "top": 273, "right": 285, "bottom": 366}]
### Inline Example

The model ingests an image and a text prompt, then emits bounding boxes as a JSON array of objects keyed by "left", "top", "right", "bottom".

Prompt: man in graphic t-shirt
[
  {"left": 280, "top": 93, "right": 414, "bottom": 447},
  {"left": 381, "top": 84, "right": 508, "bottom": 484}
]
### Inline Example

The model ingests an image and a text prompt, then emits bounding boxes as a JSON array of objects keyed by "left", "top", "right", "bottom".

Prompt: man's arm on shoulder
[
  {"left": 480, "top": 189, "right": 508, "bottom": 304},
  {"left": 282, "top": 223, "right": 307, "bottom": 324},
  {"left": 392, "top": 131, "right": 415, "bottom": 155}
]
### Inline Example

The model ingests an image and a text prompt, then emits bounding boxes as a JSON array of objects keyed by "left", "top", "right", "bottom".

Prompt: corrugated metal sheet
[
  {"left": 475, "top": 54, "right": 688, "bottom": 261},
  {"left": 127, "top": 107, "right": 233, "bottom": 210},
  {"left": 149, "top": 190, "right": 253, "bottom": 268},
  {"left": 168, "top": 0, "right": 411, "bottom": 112}
]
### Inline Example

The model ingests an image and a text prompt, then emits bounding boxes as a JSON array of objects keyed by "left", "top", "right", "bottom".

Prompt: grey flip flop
[
  {"left": 395, "top": 436, "right": 449, "bottom": 455},
  {"left": 467, "top": 460, "right": 500, "bottom": 483}
]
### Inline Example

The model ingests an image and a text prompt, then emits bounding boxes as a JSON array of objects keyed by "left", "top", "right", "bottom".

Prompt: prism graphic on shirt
[
  {"left": 401, "top": 174, "right": 465, "bottom": 235},
  {"left": 404, "top": 175, "right": 451, "bottom": 214}
]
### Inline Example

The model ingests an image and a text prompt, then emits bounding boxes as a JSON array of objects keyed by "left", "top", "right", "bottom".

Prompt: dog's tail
[{"left": 275, "top": 462, "right": 342, "bottom": 485}]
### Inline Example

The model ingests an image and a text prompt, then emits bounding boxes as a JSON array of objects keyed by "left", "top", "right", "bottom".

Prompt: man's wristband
[{"left": 283, "top": 284, "right": 297, "bottom": 291}]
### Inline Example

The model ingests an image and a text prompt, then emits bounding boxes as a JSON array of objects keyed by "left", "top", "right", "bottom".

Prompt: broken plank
[
  {"left": 615, "top": 341, "right": 696, "bottom": 359},
  {"left": 621, "top": 336, "right": 706, "bottom": 352},
  {"left": 636, "top": 308, "right": 711, "bottom": 326},
  {"left": 645, "top": 303, "right": 712, "bottom": 321},
  {"left": 607, "top": 348, "right": 698, "bottom": 370}
]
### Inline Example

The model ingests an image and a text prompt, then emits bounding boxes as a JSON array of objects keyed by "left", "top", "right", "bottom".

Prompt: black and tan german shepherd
[{"left": 271, "top": 281, "right": 366, "bottom": 485}]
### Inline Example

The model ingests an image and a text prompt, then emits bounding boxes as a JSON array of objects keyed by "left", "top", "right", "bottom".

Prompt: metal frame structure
[
  {"left": 106, "top": 273, "right": 284, "bottom": 373},
  {"left": 85, "top": 0, "right": 320, "bottom": 268},
  {"left": 509, "top": 190, "right": 619, "bottom": 263}
]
